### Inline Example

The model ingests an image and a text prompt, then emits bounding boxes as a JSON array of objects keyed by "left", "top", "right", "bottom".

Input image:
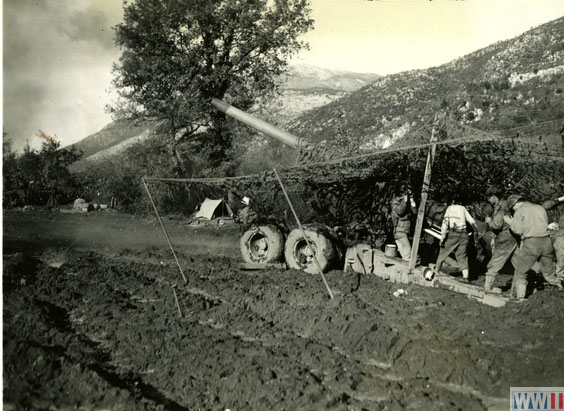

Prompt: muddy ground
[{"left": 3, "top": 208, "right": 564, "bottom": 410}]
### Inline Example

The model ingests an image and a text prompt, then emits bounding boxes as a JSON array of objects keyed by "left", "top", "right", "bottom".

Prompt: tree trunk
[
  {"left": 208, "top": 111, "right": 232, "bottom": 167},
  {"left": 169, "top": 134, "right": 184, "bottom": 177}
]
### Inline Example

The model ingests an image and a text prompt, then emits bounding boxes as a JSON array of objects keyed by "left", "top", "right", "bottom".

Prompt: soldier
[
  {"left": 390, "top": 186, "right": 417, "bottom": 261},
  {"left": 544, "top": 196, "right": 564, "bottom": 282},
  {"left": 483, "top": 195, "right": 518, "bottom": 292},
  {"left": 237, "top": 196, "right": 256, "bottom": 225},
  {"left": 435, "top": 193, "right": 479, "bottom": 282},
  {"left": 503, "top": 195, "right": 562, "bottom": 299},
  {"left": 549, "top": 214, "right": 564, "bottom": 282}
]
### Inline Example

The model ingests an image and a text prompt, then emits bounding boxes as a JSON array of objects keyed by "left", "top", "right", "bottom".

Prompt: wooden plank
[
  {"left": 434, "top": 274, "right": 511, "bottom": 307},
  {"left": 347, "top": 244, "right": 511, "bottom": 307},
  {"left": 239, "top": 262, "right": 286, "bottom": 270},
  {"left": 435, "top": 275, "right": 485, "bottom": 298}
]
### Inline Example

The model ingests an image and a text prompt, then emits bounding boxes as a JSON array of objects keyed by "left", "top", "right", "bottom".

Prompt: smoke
[
  {"left": 57, "top": 7, "right": 115, "bottom": 49},
  {"left": 3, "top": 0, "right": 123, "bottom": 151}
]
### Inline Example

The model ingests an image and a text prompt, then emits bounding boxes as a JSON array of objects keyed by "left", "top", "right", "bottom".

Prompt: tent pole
[
  {"left": 408, "top": 124, "right": 438, "bottom": 274},
  {"left": 142, "top": 177, "right": 187, "bottom": 284},
  {"left": 273, "top": 168, "right": 334, "bottom": 300}
]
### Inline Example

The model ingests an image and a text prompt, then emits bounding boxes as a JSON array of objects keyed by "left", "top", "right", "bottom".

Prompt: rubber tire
[
  {"left": 284, "top": 228, "right": 336, "bottom": 274},
  {"left": 240, "top": 225, "right": 284, "bottom": 264}
]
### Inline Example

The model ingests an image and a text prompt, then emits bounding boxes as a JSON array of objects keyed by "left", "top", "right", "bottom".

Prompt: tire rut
[{"left": 34, "top": 298, "right": 191, "bottom": 411}]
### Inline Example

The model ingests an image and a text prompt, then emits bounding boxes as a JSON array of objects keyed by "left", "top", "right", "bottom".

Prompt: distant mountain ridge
[{"left": 283, "top": 64, "right": 381, "bottom": 92}]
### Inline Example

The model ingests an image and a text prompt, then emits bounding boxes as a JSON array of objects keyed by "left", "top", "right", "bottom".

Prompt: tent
[{"left": 193, "top": 198, "right": 234, "bottom": 220}]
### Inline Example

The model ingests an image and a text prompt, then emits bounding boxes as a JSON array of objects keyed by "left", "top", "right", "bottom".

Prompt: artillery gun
[
  {"left": 209, "top": 98, "right": 564, "bottom": 306},
  {"left": 212, "top": 99, "right": 467, "bottom": 270},
  {"left": 212, "top": 98, "right": 345, "bottom": 273},
  {"left": 142, "top": 98, "right": 563, "bottom": 306}
]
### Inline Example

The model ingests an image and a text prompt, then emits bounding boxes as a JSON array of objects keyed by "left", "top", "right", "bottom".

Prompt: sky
[{"left": 2, "top": 0, "right": 564, "bottom": 152}]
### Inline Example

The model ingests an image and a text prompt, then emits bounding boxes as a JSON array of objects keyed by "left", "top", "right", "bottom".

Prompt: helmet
[
  {"left": 241, "top": 196, "right": 250, "bottom": 206},
  {"left": 488, "top": 194, "right": 499, "bottom": 205},
  {"left": 506, "top": 194, "right": 522, "bottom": 209},
  {"left": 542, "top": 199, "right": 558, "bottom": 210},
  {"left": 399, "top": 184, "right": 413, "bottom": 196}
]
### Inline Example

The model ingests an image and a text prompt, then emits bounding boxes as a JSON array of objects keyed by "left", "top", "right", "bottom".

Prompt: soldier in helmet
[
  {"left": 390, "top": 186, "right": 417, "bottom": 261},
  {"left": 503, "top": 194, "right": 562, "bottom": 298}
]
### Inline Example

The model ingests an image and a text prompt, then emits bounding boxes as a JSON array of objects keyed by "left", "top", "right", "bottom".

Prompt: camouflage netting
[{"left": 146, "top": 119, "right": 564, "bottom": 244}]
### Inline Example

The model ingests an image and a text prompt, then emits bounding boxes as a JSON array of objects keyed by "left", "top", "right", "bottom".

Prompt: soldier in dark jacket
[
  {"left": 390, "top": 187, "right": 417, "bottom": 261},
  {"left": 237, "top": 196, "right": 256, "bottom": 224},
  {"left": 483, "top": 195, "right": 518, "bottom": 291}
]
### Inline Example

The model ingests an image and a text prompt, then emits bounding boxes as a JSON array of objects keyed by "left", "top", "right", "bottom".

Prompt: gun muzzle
[{"left": 211, "top": 98, "right": 300, "bottom": 149}]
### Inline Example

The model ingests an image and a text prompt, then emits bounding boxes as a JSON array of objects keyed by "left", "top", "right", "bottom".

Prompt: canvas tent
[{"left": 193, "top": 198, "right": 234, "bottom": 220}]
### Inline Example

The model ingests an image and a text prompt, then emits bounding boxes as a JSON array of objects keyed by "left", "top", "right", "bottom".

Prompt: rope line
[
  {"left": 145, "top": 117, "right": 563, "bottom": 186},
  {"left": 145, "top": 134, "right": 564, "bottom": 186}
]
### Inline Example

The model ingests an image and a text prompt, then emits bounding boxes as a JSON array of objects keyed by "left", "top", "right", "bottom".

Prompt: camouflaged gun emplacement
[{"left": 209, "top": 98, "right": 564, "bottom": 306}]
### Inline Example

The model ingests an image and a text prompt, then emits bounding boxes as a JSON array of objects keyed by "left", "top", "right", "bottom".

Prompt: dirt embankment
[{"left": 3, "top": 209, "right": 564, "bottom": 410}]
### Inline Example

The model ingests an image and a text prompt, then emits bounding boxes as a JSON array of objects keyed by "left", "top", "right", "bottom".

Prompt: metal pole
[
  {"left": 172, "top": 285, "right": 183, "bottom": 318},
  {"left": 273, "top": 168, "right": 334, "bottom": 300},
  {"left": 408, "top": 125, "right": 438, "bottom": 274},
  {"left": 142, "top": 177, "right": 187, "bottom": 284}
]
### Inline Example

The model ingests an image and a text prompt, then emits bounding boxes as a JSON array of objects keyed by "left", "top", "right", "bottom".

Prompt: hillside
[
  {"left": 70, "top": 65, "right": 380, "bottom": 161},
  {"left": 70, "top": 120, "right": 155, "bottom": 159},
  {"left": 287, "top": 17, "right": 564, "bottom": 149},
  {"left": 70, "top": 17, "right": 564, "bottom": 177}
]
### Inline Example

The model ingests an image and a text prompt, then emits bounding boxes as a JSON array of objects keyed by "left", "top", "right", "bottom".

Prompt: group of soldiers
[{"left": 391, "top": 187, "right": 564, "bottom": 299}]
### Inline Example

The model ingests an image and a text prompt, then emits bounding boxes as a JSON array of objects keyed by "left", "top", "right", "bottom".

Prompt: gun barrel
[{"left": 211, "top": 98, "right": 299, "bottom": 149}]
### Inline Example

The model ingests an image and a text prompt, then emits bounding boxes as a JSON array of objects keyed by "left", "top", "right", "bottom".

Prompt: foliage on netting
[
  {"left": 490, "top": 118, "right": 564, "bottom": 138},
  {"left": 432, "top": 140, "right": 563, "bottom": 205},
  {"left": 163, "top": 133, "right": 563, "bottom": 243}
]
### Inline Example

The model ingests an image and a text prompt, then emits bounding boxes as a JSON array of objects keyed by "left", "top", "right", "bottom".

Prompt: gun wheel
[
  {"left": 240, "top": 225, "right": 284, "bottom": 264},
  {"left": 284, "top": 228, "right": 336, "bottom": 274}
]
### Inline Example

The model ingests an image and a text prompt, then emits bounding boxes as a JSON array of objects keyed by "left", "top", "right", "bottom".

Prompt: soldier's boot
[
  {"left": 514, "top": 280, "right": 528, "bottom": 299},
  {"left": 484, "top": 274, "right": 502, "bottom": 294},
  {"left": 508, "top": 282, "right": 516, "bottom": 298},
  {"left": 543, "top": 272, "right": 563, "bottom": 289},
  {"left": 458, "top": 268, "right": 470, "bottom": 283}
]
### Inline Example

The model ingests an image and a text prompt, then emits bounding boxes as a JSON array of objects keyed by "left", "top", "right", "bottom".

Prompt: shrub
[{"left": 3, "top": 138, "right": 82, "bottom": 207}]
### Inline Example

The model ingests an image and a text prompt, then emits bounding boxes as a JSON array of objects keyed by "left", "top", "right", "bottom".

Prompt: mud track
[{"left": 3, "top": 210, "right": 564, "bottom": 410}]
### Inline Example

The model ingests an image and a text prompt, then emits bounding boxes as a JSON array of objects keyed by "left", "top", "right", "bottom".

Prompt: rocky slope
[{"left": 287, "top": 17, "right": 564, "bottom": 148}]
